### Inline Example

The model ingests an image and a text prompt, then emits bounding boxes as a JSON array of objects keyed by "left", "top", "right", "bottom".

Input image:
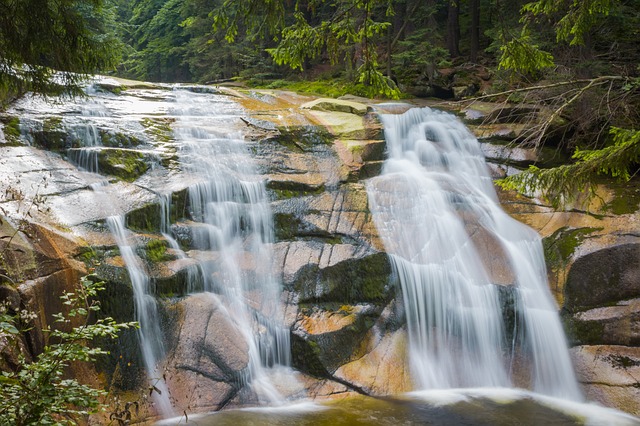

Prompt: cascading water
[
  {"left": 167, "top": 89, "right": 291, "bottom": 403},
  {"left": 106, "top": 215, "right": 174, "bottom": 416},
  {"left": 366, "top": 107, "right": 582, "bottom": 400}
]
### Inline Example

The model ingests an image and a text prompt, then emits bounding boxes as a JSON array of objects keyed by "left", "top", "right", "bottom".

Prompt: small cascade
[
  {"left": 167, "top": 89, "right": 291, "bottom": 403},
  {"left": 158, "top": 192, "right": 203, "bottom": 293},
  {"left": 68, "top": 85, "right": 110, "bottom": 173},
  {"left": 68, "top": 123, "right": 102, "bottom": 173},
  {"left": 366, "top": 107, "right": 582, "bottom": 400},
  {"left": 106, "top": 216, "right": 173, "bottom": 416}
]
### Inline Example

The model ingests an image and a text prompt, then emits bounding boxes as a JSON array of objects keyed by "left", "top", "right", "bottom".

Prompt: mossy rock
[
  {"left": 141, "top": 239, "right": 173, "bottom": 263},
  {"left": 273, "top": 213, "right": 304, "bottom": 241},
  {"left": 603, "top": 180, "right": 640, "bottom": 215},
  {"left": 273, "top": 212, "right": 344, "bottom": 244},
  {"left": 27, "top": 117, "right": 67, "bottom": 152},
  {"left": 562, "top": 314, "right": 606, "bottom": 346},
  {"left": 564, "top": 243, "right": 640, "bottom": 313},
  {"left": 292, "top": 304, "right": 380, "bottom": 375},
  {"left": 153, "top": 268, "right": 193, "bottom": 298},
  {"left": 301, "top": 98, "right": 369, "bottom": 116},
  {"left": 290, "top": 332, "right": 329, "bottom": 378},
  {"left": 169, "top": 189, "right": 190, "bottom": 223},
  {"left": 266, "top": 179, "right": 325, "bottom": 194},
  {"left": 270, "top": 125, "right": 333, "bottom": 152},
  {"left": 125, "top": 203, "right": 162, "bottom": 233},
  {"left": 97, "top": 148, "right": 149, "bottom": 182},
  {"left": 0, "top": 115, "right": 22, "bottom": 144},
  {"left": 141, "top": 117, "right": 175, "bottom": 144},
  {"left": 94, "top": 274, "right": 143, "bottom": 391},
  {"left": 542, "top": 226, "right": 601, "bottom": 271},
  {"left": 99, "top": 130, "right": 144, "bottom": 148},
  {"left": 295, "top": 252, "right": 393, "bottom": 304}
]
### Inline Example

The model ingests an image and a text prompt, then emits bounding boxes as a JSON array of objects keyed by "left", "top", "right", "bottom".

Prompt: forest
[{"left": 1, "top": 0, "right": 639, "bottom": 201}]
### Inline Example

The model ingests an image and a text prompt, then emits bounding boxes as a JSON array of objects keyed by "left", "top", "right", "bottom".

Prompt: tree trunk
[
  {"left": 470, "top": 0, "right": 480, "bottom": 62},
  {"left": 447, "top": 0, "right": 460, "bottom": 57}
]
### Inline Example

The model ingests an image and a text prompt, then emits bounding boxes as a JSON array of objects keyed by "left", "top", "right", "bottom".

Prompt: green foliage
[
  {"left": 122, "top": 0, "right": 191, "bottom": 82},
  {"left": 522, "top": 0, "right": 613, "bottom": 45},
  {"left": 497, "top": 127, "right": 640, "bottom": 207},
  {"left": 0, "top": 0, "right": 121, "bottom": 101},
  {"left": 392, "top": 29, "right": 451, "bottom": 86},
  {"left": 214, "top": 0, "right": 400, "bottom": 98},
  {"left": 0, "top": 275, "right": 137, "bottom": 425},
  {"left": 144, "top": 240, "right": 170, "bottom": 263},
  {"left": 497, "top": 0, "right": 617, "bottom": 75},
  {"left": 498, "top": 32, "right": 555, "bottom": 75}
]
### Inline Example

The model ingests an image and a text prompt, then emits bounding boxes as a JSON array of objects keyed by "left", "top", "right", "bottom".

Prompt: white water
[
  {"left": 366, "top": 107, "right": 582, "bottom": 400},
  {"left": 49, "top": 85, "right": 292, "bottom": 415},
  {"left": 106, "top": 215, "right": 174, "bottom": 416},
  {"left": 169, "top": 89, "right": 291, "bottom": 403}
]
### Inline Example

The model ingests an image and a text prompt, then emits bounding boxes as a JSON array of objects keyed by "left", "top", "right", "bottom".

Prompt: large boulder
[
  {"left": 564, "top": 243, "right": 640, "bottom": 313},
  {"left": 164, "top": 293, "right": 250, "bottom": 411},
  {"left": 571, "top": 345, "right": 640, "bottom": 417}
]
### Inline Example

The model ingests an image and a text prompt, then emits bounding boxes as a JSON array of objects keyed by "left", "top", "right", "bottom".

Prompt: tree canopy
[{"left": 0, "top": 0, "right": 121, "bottom": 104}]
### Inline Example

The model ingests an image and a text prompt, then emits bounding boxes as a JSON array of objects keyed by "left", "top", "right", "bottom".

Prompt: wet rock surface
[{"left": 1, "top": 81, "right": 640, "bottom": 421}]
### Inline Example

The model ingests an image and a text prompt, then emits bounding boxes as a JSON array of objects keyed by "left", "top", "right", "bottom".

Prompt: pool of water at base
[{"left": 156, "top": 388, "right": 640, "bottom": 426}]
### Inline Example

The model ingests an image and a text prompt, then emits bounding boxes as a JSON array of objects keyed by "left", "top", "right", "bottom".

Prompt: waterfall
[
  {"left": 106, "top": 216, "right": 174, "bottom": 416},
  {"left": 68, "top": 123, "right": 102, "bottom": 173},
  {"left": 168, "top": 89, "right": 291, "bottom": 403},
  {"left": 366, "top": 107, "right": 582, "bottom": 400}
]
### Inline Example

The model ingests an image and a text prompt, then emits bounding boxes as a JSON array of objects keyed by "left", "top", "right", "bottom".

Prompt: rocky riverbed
[{"left": 0, "top": 78, "right": 638, "bottom": 420}]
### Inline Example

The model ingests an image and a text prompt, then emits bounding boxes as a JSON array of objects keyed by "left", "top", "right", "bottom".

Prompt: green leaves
[
  {"left": 523, "top": 0, "right": 613, "bottom": 45},
  {"left": 213, "top": 0, "right": 399, "bottom": 98},
  {"left": 497, "top": 127, "right": 640, "bottom": 208},
  {"left": 0, "top": 0, "right": 121, "bottom": 100},
  {"left": 498, "top": 33, "right": 555, "bottom": 74},
  {"left": 0, "top": 275, "right": 138, "bottom": 425}
]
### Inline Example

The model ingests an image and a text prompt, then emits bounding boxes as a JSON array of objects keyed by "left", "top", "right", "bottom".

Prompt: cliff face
[{"left": 0, "top": 81, "right": 638, "bottom": 418}]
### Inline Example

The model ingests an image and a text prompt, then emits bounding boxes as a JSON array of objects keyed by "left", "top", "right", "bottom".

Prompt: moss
[
  {"left": 562, "top": 314, "right": 606, "bottom": 346},
  {"left": 100, "top": 130, "right": 144, "bottom": 148},
  {"left": 606, "top": 354, "right": 640, "bottom": 369},
  {"left": 43, "top": 116, "right": 63, "bottom": 132},
  {"left": 125, "top": 203, "right": 161, "bottom": 233},
  {"left": 144, "top": 239, "right": 171, "bottom": 263},
  {"left": 153, "top": 268, "right": 193, "bottom": 298},
  {"left": 543, "top": 226, "right": 602, "bottom": 270},
  {"left": 296, "top": 252, "right": 393, "bottom": 304},
  {"left": 273, "top": 213, "right": 302, "bottom": 241},
  {"left": 97, "top": 149, "right": 149, "bottom": 182},
  {"left": 290, "top": 333, "right": 329, "bottom": 378},
  {"left": 271, "top": 125, "right": 333, "bottom": 152},
  {"left": 269, "top": 185, "right": 325, "bottom": 201},
  {"left": 170, "top": 189, "right": 189, "bottom": 223},
  {"left": 76, "top": 247, "right": 100, "bottom": 267},
  {"left": 30, "top": 117, "right": 67, "bottom": 151},
  {"left": 603, "top": 180, "right": 640, "bottom": 215},
  {"left": 94, "top": 276, "right": 144, "bottom": 391},
  {"left": 141, "top": 117, "right": 175, "bottom": 144},
  {"left": 1, "top": 116, "right": 21, "bottom": 144}
]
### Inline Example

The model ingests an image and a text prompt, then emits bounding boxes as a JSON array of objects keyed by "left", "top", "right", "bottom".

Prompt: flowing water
[
  {"left": 106, "top": 215, "right": 174, "bottom": 416},
  {"left": 168, "top": 89, "right": 291, "bottom": 403},
  {"left": 366, "top": 107, "right": 582, "bottom": 400},
  {"left": 11, "top": 85, "right": 635, "bottom": 423},
  {"left": 23, "top": 84, "right": 293, "bottom": 415}
]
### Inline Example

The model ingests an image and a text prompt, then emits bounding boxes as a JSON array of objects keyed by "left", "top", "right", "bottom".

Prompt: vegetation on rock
[{"left": 0, "top": 275, "right": 137, "bottom": 425}]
